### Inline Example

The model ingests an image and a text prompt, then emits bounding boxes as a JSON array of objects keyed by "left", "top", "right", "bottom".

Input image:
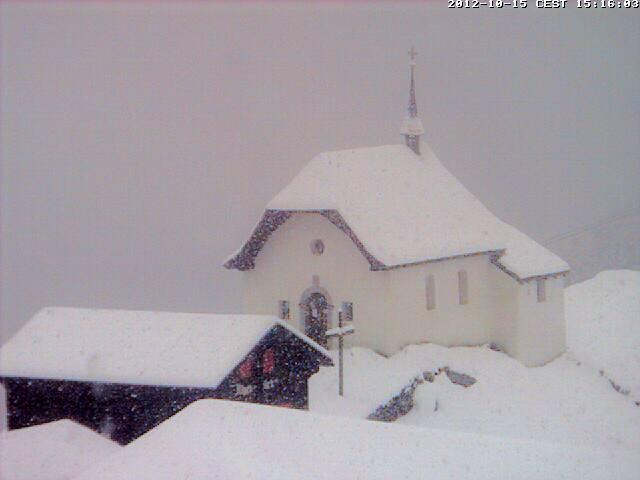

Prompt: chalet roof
[
  {"left": 0, "top": 307, "right": 330, "bottom": 388},
  {"left": 226, "top": 142, "right": 569, "bottom": 281}
]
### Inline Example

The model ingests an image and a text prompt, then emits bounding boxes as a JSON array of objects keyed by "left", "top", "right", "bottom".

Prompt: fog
[{"left": 1, "top": 2, "right": 639, "bottom": 341}]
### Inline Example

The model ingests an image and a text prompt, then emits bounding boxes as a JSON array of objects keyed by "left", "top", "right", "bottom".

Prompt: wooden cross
[
  {"left": 408, "top": 46, "right": 418, "bottom": 62},
  {"left": 326, "top": 305, "right": 354, "bottom": 397}
]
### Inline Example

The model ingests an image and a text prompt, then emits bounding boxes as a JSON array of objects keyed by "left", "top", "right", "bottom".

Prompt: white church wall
[
  {"left": 513, "top": 277, "right": 566, "bottom": 367},
  {"left": 488, "top": 263, "right": 519, "bottom": 357},
  {"left": 484, "top": 266, "right": 566, "bottom": 366},
  {"left": 383, "top": 255, "right": 500, "bottom": 355},
  {"left": 240, "top": 212, "right": 566, "bottom": 367},
  {"left": 241, "top": 213, "right": 392, "bottom": 354}
]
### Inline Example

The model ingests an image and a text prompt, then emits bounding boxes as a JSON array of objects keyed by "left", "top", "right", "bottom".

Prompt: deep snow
[
  {"left": 566, "top": 270, "right": 640, "bottom": 401},
  {"left": 72, "top": 400, "right": 639, "bottom": 480},
  {"left": 0, "top": 420, "right": 120, "bottom": 480},
  {"left": 311, "top": 343, "right": 640, "bottom": 452},
  {"left": 310, "top": 270, "right": 640, "bottom": 453}
]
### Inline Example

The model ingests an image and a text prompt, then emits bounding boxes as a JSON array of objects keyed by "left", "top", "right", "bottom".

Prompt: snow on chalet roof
[
  {"left": 0, "top": 307, "right": 330, "bottom": 388},
  {"left": 231, "top": 142, "right": 568, "bottom": 280}
]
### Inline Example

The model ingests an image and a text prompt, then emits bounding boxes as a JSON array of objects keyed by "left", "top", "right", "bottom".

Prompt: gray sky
[{"left": 1, "top": 2, "right": 639, "bottom": 341}]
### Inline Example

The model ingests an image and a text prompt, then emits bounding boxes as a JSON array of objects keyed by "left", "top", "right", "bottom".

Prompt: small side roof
[
  {"left": 226, "top": 142, "right": 569, "bottom": 281},
  {"left": 0, "top": 307, "right": 330, "bottom": 388}
]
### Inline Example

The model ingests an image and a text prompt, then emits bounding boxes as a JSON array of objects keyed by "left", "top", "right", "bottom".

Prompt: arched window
[
  {"left": 310, "top": 239, "right": 325, "bottom": 255},
  {"left": 425, "top": 274, "right": 436, "bottom": 310},
  {"left": 278, "top": 300, "right": 290, "bottom": 320},
  {"left": 458, "top": 270, "right": 469, "bottom": 305}
]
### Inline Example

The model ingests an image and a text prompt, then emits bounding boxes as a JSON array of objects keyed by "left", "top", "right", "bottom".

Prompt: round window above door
[{"left": 310, "top": 239, "right": 325, "bottom": 255}]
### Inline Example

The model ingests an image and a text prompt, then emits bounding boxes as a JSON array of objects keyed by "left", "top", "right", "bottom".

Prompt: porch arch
[{"left": 299, "top": 286, "right": 334, "bottom": 347}]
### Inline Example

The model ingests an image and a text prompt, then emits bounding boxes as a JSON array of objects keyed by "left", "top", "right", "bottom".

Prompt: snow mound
[
  {"left": 397, "top": 345, "right": 639, "bottom": 451},
  {"left": 73, "top": 400, "right": 639, "bottom": 480},
  {"left": 264, "top": 142, "right": 568, "bottom": 279},
  {"left": 310, "top": 347, "right": 423, "bottom": 418},
  {"left": 566, "top": 270, "right": 640, "bottom": 400},
  {"left": 312, "top": 343, "right": 640, "bottom": 452},
  {"left": 0, "top": 420, "right": 120, "bottom": 480}
]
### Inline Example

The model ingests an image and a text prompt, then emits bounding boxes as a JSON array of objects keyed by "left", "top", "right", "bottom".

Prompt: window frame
[
  {"left": 458, "top": 270, "right": 469, "bottom": 305},
  {"left": 425, "top": 274, "right": 436, "bottom": 310},
  {"left": 536, "top": 278, "right": 546, "bottom": 302},
  {"left": 278, "top": 300, "right": 290, "bottom": 320}
]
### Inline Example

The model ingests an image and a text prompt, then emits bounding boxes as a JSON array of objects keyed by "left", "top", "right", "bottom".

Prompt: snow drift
[
  {"left": 73, "top": 400, "right": 638, "bottom": 480},
  {"left": 0, "top": 420, "right": 120, "bottom": 480},
  {"left": 566, "top": 270, "right": 640, "bottom": 401}
]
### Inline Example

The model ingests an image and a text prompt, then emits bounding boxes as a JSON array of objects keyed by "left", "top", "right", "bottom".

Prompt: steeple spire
[{"left": 400, "top": 46, "right": 424, "bottom": 155}]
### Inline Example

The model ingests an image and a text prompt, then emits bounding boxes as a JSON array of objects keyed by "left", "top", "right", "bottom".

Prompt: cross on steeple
[
  {"left": 408, "top": 46, "right": 418, "bottom": 63},
  {"left": 400, "top": 46, "right": 425, "bottom": 155}
]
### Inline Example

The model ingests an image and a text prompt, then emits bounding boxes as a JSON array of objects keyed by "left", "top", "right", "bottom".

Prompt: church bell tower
[{"left": 400, "top": 46, "right": 424, "bottom": 155}]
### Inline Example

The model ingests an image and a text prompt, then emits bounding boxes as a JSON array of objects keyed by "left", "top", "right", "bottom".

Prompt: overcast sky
[{"left": 1, "top": 2, "right": 639, "bottom": 341}]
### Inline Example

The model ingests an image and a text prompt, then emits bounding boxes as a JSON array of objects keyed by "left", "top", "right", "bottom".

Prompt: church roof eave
[
  {"left": 223, "top": 209, "right": 386, "bottom": 272},
  {"left": 223, "top": 208, "right": 567, "bottom": 281}
]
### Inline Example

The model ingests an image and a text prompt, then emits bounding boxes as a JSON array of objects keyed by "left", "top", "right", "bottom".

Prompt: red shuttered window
[
  {"left": 238, "top": 358, "right": 253, "bottom": 379},
  {"left": 263, "top": 349, "right": 275, "bottom": 375}
]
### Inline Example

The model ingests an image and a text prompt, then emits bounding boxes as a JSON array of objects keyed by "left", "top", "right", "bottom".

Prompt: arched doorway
[{"left": 300, "top": 291, "right": 331, "bottom": 347}]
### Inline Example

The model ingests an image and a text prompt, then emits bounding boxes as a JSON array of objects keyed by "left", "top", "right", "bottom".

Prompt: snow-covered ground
[
  {"left": 312, "top": 343, "right": 639, "bottom": 451},
  {"left": 566, "top": 270, "right": 640, "bottom": 401},
  {"left": 0, "top": 420, "right": 121, "bottom": 480},
  {"left": 311, "top": 270, "right": 640, "bottom": 454},
  {"left": 73, "top": 399, "right": 639, "bottom": 480}
]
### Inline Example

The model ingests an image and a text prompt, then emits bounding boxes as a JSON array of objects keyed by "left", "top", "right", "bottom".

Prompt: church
[{"left": 225, "top": 50, "right": 570, "bottom": 367}]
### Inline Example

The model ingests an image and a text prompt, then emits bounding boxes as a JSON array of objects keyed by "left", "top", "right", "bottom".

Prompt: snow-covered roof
[
  {"left": 0, "top": 307, "right": 330, "bottom": 388},
  {"left": 0, "top": 419, "right": 121, "bottom": 480},
  {"left": 72, "top": 400, "right": 638, "bottom": 480},
  {"left": 226, "top": 142, "right": 569, "bottom": 280}
]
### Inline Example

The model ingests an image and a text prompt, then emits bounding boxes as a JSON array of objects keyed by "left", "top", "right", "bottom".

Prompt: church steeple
[{"left": 400, "top": 46, "right": 424, "bottom": 155}]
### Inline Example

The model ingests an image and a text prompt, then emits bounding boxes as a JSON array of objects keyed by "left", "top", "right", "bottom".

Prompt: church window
[
  {"left": 425, "top": 274, "right": 436, "bottom": 310},
  {"left": 341, "top": 301, "right": 353, "bottom": 322},
  {"left": 537, "top": 278, "right": 546, "bottom": 302},
  {"left": 278, "top": 300, "right": 290, "bottom": 320},
  {"left": 458, "top": 270, "right": 469, "bottom": 305},
  {"left": 310, "top": 239, "right": 325, "bottom": 255}
]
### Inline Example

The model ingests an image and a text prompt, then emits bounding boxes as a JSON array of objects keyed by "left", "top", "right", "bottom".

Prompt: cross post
[{"left": 326, "top": 304, "right": 355, "bottom": 397}]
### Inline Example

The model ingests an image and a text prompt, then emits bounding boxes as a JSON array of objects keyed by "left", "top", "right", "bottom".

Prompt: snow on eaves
[
  {"left": 0, "top": 307, "right": 329, "bottom": 388},
  {"left": 259, "top": 142, "right": 568, "bottom": 280}
]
